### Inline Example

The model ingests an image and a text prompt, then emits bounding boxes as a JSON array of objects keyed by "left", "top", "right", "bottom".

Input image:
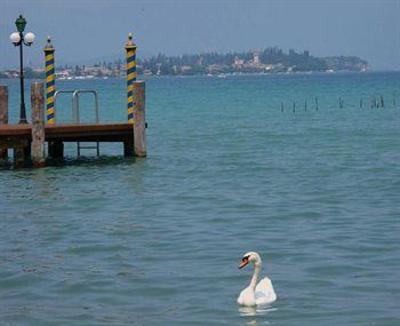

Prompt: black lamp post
[{"left": 10, "top": 15, "right": 35, "bottom": 124}]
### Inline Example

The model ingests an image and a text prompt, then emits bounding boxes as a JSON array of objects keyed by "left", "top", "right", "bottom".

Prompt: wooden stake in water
[
  {"left": 133, "top": 81, "right": 147, "bottom": 157},
  {"left": 293, "top": 101, "right": 296, "bottom": 113},
  {"left": 280, "top": 102, "right": 284, "bottom": 112},
  {"left": 380, "top": 95, "right": 384, "bottom": 108},
  {"left": 315, "top": 97, "right": 319, "bottom": 111},
  {"left": 359, "top": 98, "right": 363, "bottom": 109},
  {"left": 338, "top": 97, "right": 344, "bottom": 108},
  {"left": 31, "top": 82, "right": 46, "bottom": 167},
  {"left": 304, "top": 100, "right": 307, "bottom": 111}
]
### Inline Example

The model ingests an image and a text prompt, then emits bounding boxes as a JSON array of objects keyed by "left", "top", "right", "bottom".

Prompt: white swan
[{"left": 237, "top": 251, "right": 277, "bottom": 306}]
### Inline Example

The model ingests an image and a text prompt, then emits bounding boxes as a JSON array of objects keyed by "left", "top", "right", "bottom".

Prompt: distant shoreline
[
  {"left": 1, "top": 69, "right": 388, "bottom": 81},
  {"left": 1, "top": 47, "right": 368, "bottom": 80}
]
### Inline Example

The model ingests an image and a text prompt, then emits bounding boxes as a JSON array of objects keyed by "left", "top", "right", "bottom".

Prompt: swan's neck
[{"left": 249, "top": 263, "right": 261, "bottom": 290}]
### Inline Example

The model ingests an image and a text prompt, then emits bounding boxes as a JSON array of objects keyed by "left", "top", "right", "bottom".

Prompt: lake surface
[{"left": 1, "top": 72, "right": 400, "bottom": 325}]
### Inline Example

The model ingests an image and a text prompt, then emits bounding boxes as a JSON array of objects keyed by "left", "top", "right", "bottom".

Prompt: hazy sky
[{"left": 1, "top": 0, "right": 399, "bottom": 70}]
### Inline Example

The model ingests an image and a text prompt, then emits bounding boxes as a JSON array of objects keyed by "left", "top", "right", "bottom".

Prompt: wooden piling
[
  {"left": 44, "top": 36, "right": 56, "bottom": 124},
  {"left": 133, "top": 81, "right": 146, "bottom": 157},
  {"left": 372, "top": 97, "right": 377, "bottom": 108},
  {"left": 0, "top": 86, "right": 8, "bottom": 160},
  {"left": 31, "top": 82, "right": 46, "bottom": 167},
  {"left": 125, "top": 33, "right": 137, "bottom": 123}
]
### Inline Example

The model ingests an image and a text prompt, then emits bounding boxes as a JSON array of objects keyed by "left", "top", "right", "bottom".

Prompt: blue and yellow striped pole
[
  {"left": 125, "top": 33, "right": 137, "bottom": 123},
  {"left": 44, "top": 36, "right": 56, "bottom": 124}
]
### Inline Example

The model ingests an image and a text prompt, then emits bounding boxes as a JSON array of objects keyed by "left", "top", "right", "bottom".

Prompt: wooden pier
[{"left": 0, "top": 82, "right": 146, "bottom": 168}]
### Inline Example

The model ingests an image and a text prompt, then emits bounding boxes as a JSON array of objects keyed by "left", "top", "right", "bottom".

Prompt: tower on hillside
[{"left": 253, "top": 51, "right": 261, "bottom": 66}]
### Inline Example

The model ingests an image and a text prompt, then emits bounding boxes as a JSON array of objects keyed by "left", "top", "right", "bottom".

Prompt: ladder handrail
[
  {"left": 54, "top": 90, "right": 76, "bottom": 122},
  {"left": 72, "top": 89, "right": 99, "bottom": 124},
  {"left": 72, "top": 90, "right": 100, "bottom": 157},
  {"left": 53, "top": 89, "right": 100, "bottom": 124},
  {"left": 53, "top": 89, "right": 100, "bottom": 157}
]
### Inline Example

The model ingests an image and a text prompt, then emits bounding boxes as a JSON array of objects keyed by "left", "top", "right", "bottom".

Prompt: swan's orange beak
[{"left": 238, "top": 258, "right": 249, "bottom": 269}]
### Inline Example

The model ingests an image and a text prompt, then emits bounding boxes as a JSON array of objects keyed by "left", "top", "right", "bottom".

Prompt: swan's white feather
[
  {"left": 255, "top": 276, "right": 277, "bottom": 305},
  {"left": 237, "top": 286, "right": 256, "bottom": 306}
]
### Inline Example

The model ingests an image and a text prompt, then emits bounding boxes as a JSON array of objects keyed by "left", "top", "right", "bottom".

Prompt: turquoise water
[{"left": 1, "top": 72, "right": 400, "bottom": 325}]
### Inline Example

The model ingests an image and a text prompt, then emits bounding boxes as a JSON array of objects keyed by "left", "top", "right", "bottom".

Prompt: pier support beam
[
  {"left": 123, "top": 137, "right": 134, "bottom": 157},
  {"left": 0, "top": 86, "right": 8, "bottom": 161},
  {"left": 133, "top": 81, "right": 146, "bottom": 157},
  {"left": 48, "top": 141, "right": 63, "bottom": 159},
  {"left": 14, "top": 142, "right": 30, "bottom": 168},
  {"left": 31, "top": 82, "right": 46, "bottom": 167}
]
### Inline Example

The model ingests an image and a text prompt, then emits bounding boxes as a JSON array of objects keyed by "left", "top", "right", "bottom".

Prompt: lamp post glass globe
[
  {"left": 24, "top": 32, "right": 35, "bottom": 45},
  {"left": 15, "top": 15, "right": 26, "bottom": 33},
  {"left": 10, "top": 32, "right": 21, "bottom": 45}
]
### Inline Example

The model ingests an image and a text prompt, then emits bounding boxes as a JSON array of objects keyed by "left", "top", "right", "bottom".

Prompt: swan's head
[{"left": 238, "top": 251, "right": 262, "bottom": 269}]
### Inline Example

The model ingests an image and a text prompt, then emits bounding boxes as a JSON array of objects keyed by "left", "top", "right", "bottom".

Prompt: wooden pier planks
[{"left": 0, "top": 123, "right": 133, "bottom": 141}]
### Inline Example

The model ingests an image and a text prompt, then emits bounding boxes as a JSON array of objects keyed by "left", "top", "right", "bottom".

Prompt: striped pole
[
  {"left": 125, "top": 33, "right": 137, "bottom": 123},
  {"left": 44, "top": 36, "right": 56, "bottom": 124}
]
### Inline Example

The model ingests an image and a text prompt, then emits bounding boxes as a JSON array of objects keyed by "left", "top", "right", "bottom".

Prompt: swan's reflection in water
[{"left": 238, "top": 306, "right": 277, "bottom": 325}]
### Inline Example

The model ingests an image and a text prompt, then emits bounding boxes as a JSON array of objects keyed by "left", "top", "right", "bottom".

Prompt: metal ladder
[{"left": 54, "top": 89, "right": 100, "bottom": 157}]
